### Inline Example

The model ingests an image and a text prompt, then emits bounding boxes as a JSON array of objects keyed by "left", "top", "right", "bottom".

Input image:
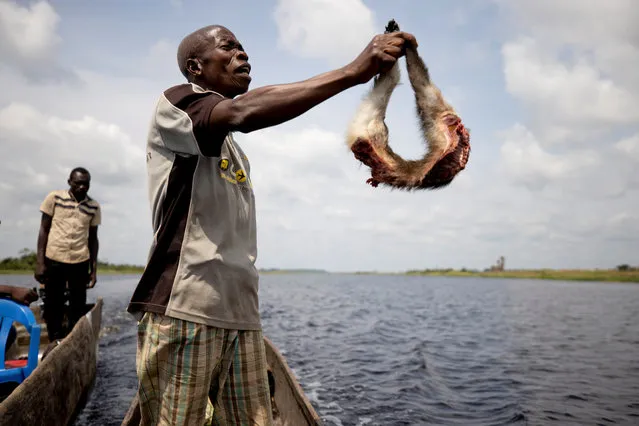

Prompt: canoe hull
[
  {"left": 0, "top": 298, "right": 103, "bottom": 426},
  {"left": 264, "top": 337, "right": 322, "bottom": 426}
]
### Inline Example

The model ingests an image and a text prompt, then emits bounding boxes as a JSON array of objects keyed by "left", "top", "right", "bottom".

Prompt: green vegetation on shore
[
  {"left": 2, "top": 249, "right": 637, "bottom": 283},
  {"left": 402, "top": 267, "right": 639, "bottom": 283},
  {"left": 1, "top": 267, "right": 145, "bottom": 275},
  {"left": 0, "top": 249, "right": 145, "bottom": 275},
  {"left": 0, "top": 250, "right": 329, "bottom": 276},
  {"left": 258, "top": 268, "right": 328, "bottom": 274}
]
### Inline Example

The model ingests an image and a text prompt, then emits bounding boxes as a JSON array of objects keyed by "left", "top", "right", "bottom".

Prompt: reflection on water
[{"left": 3, "top": 274, "right": 638, "bottom": 425}]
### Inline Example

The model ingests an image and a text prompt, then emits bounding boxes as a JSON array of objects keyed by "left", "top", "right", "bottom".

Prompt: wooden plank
[{"left": 264, "top": 337, "right": 323, "bottom": 426}]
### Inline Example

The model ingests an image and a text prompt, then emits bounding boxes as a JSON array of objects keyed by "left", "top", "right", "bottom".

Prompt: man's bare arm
[
  {"left": 35, "top": 213, "right": 52, "bottom": 283},
  {"left": 0, "top": 285, "right": 38, "bottom": 305},
  {"left": 213, "top": 68, "right": 356, "bottom": 133},
  {"left": 0, "top": 285, "right": 13, "bottom": 298},
  {"left": 88, "top": 226, "right": 99, "bottom": 288},
  {"left": 211, "top": 31, "right": 417, "bottom": 134}
]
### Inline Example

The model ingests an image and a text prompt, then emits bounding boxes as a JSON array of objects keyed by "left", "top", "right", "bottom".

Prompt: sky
[{"left": 0, "top": 0, "right": 637, "bottom": 273}]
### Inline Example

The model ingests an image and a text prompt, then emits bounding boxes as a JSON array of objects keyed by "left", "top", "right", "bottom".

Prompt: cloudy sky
[{"left": 0, "top": 0, "right": 637, "bottom": 272}]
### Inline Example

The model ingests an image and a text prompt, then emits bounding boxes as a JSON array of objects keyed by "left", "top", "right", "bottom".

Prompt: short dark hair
[
  {"left": 69, "top": 167, "right": 90, "bottom": 179},
  {"left": 176, "top": 25, "right": 224, "bottom": 80}
]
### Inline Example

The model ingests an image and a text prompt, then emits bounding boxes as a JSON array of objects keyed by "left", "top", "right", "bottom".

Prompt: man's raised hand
[{"left": 345, "top": 31, "right": 418, "bottom": 85}]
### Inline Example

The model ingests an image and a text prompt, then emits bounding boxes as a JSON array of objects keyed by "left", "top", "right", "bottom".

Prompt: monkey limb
[{"left": 345, "top": 19, "right": 471, "bottom": 190}]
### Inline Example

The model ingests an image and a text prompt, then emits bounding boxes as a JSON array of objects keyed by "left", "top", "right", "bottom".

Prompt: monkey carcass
[{"left": 346, "top": 20, "right": 470, "bottom": 190}]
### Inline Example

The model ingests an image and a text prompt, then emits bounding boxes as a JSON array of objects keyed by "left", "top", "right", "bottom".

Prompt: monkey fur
[{"left": 346, "top": 19, "right": 470, "bottom": 190}]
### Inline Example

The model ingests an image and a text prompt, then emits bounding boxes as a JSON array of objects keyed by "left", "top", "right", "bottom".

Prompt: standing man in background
[{"left": 34, "top": 167, "right": 101, "bottom": 341}]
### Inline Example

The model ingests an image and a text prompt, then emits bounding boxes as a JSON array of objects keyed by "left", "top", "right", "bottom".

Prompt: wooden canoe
[
  {"left": 121, "top": 335, "right": 323, "bottom": 425},
  {"left": 0, "top": 298, "right": 103, "bottom": 426},
  {"left": 263, "top": 337, "right": 323, "bottom": 426}
]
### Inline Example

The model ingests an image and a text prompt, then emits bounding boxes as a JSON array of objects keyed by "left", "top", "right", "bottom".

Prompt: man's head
[
  {"left": 68, "top": 167, "right": 91, "bottom": 201},
  {"left": 177, "top": 25, "right": 251, "bottom": 98}
]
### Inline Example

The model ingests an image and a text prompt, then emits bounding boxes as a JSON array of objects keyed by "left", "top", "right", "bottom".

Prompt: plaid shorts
[{"left": 135, "top": 312, "right": 273, "bottom": 426}]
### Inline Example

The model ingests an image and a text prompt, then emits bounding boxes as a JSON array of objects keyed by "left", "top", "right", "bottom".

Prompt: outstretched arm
[
  {"left": 88, "top": 226, "right": 99, "bottom": 288},
  {"left": 210, "top": 31, "right": 417, "bottom": 134},
  {"left": 0, "top": 285, "right": 39, "bottom": 305},
  {"left": 35, "top": 212, "right": 52, "bottom": 284},
  {"left": 213, "top": 69, "right": 357, "bottom": 134}
]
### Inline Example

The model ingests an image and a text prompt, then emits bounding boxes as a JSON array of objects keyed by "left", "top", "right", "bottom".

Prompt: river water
[{"left": 3, "top": 273, "right": 639, "bottom": 425}]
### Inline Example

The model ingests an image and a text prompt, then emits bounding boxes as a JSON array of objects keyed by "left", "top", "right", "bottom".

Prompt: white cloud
[
  {"left": 0, "top": 0, "right": 637, "bottom": 272},
  {"left": 0, "top": 102, "right": 145, "bottom": 178},
  {"left": 615, "top": 133, "right": 639, "bottom": 162},
  {"left": 496, "top": 0, "right": 639, "bottom": 210},
  {"left": 0, "top": 0, "right": 60, "bottom": 60},
  {"left": 602, "top": 212, "right": 639, "bottom": 242},
  {"left": 502, "top": 37, "right": 639, "bottom": 128},
  {"left": 237, "top": 116, "right": 635, "bottom": 271},
  {"left": 239, "top": 124, "right": 502, "bottom": 270},
  {"left": 242, "top": 126, "right": 373, "bottom": 222},
  {"left": 498, "top": 1, "right": 639, "bottom": 147},
  {"left": 322, "top": 206, "right": 352, "bottom": 218},
  {"left": 499, "top": 124, "right": 599, "bottom": 188},
  {"left": 0, "top": 102, "right": 150, "bottom": 262},
  {"left": 0, "top": 0, "right": 69, "bottom": 81},
  {"left": 495, "top": 0, "right": 639, "bottom": 49},
  {"left": 0, "top": 31, "right": 184, "bottom": 264},
  {"left": 499, "top": 125, "right": 638, "bottom": 199},
  {"left": 144, "top": 39, "right": 180, "bottom": 78},
  {"left": 273, "top": 0, "right": 376, "bottom": 66}
]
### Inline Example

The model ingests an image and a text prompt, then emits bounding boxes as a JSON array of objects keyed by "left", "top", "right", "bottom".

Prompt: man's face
[
  {"left": 190, "top": 28, "right": 251, "bottom": 98},
  {"left": 68, "top": 172, "right": 90, "bottom": 200}
]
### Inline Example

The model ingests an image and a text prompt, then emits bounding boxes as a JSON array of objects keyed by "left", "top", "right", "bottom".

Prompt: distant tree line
[
  {"left": 0, "top": 248, "right": 144, "bottom": 272},
  {"left": 406, "top": 267, "right": 481, "bottom": 274},
  {"left": 0, "top": 248, "right": 38, "bottom": 271},
  {"left": 617, "top": 264, "right": 638, "bottom": 271},
  {"left": 407, "top": 264, "right": 638, "bottom": 274}
]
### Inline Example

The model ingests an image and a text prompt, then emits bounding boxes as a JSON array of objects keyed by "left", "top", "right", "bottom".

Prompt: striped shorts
[{"left": 134, "top": 312, "right": 273, "bottom": 426}]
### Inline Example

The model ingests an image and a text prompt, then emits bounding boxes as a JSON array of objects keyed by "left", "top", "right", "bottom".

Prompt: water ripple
[
  {"left": 3, "top": 273, "right": 633, "bottom": 426},
  {"left": 259, "top": 275, "right": 639, "bottom": 426}
]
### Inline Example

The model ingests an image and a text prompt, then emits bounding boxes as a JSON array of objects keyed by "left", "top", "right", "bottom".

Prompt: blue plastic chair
[{"left": 0, "top": 299, "right": 41, "bottom": 385}]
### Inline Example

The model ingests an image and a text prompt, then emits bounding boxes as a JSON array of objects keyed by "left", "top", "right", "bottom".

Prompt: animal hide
[{"left": 346, "top": 19, "right": 471, "bottom": 190}]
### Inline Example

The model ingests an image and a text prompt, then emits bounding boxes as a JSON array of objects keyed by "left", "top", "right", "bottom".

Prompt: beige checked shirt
[{"left": 40, "top": 189, "right": 101, "bottom": 264}]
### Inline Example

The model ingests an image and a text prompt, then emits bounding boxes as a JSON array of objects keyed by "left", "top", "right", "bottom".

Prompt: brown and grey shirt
[
  {"left": 127, "top": 83, "right": 260, "bottom": 331},
  {"left": 39, "top": 190, "right": 101, "bottom": 264}
]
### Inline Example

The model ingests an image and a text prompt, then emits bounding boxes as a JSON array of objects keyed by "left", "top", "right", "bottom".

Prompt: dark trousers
[{"left": 42, "top": 258, "right": 89, "bottom": 341}]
